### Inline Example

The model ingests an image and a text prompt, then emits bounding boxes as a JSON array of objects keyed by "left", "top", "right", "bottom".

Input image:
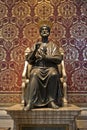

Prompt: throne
[{"left": 21, "top": 47, "right": 68, "bottom": 107}]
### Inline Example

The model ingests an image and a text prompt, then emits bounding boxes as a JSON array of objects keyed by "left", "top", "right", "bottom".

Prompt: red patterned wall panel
[{"left": 0, "top": 0, "right": 87, "bottom": 106}]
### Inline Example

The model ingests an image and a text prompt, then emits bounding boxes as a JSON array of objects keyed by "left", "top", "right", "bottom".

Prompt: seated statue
[{"left": 22, "top": 22, "right": 67, "bottom": 111}]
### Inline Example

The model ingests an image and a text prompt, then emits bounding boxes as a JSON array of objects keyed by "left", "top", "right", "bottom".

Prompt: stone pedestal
[
  {"left": 0, "top": 110, "right": 13, "bottom": 130},
  {"left": 7, "top": 104, "right": 81, "bottom": 130},
  {"left": 76, "top": 109, "right": 87, "bottom": 130}
]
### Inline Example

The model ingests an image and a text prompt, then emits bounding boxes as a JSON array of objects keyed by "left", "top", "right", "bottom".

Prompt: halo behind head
[{"left": 38, "top": 20, "right": 53, "bottom": 29}]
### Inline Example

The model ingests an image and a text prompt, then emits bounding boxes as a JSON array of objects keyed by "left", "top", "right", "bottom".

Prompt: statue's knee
[
  {"left": 31, "top": 69, "right": 40, "bottom": 77},
  {"left": 32, "top": 72, "right": 37, "bottom": 76},
  {"left": 51, "top": 72, "right": 57, "bottom": 77}
]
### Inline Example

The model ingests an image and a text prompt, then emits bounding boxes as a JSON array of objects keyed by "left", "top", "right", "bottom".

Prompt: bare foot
[
  {"left": 50, "top": 101, "right": 59, "bottom": 109},
  {"left": 24, "top": 104, "right": 32, "bottom": 111}
]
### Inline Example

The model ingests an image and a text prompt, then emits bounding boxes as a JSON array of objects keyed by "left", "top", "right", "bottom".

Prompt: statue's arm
[
  {"left": 44, "top": 54, "right": 63, "bottom": 64},
  {"left": 43, "top": 43, "right": 63, "bottom": 64},
  {"left": 26, "top": 51, "right": 36, "bottom": 64},
  {"left": 26, "top": 43, "right": 41, "bottom": 64}
]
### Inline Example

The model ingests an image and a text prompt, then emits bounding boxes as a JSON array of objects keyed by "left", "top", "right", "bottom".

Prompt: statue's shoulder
[{"left": 49, "top": 41, "right": 58, "bottom": 48}]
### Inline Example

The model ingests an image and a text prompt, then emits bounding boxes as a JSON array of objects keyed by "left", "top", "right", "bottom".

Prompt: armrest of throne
[
  {"left": 21, "top": 48, "right": 32, "bottom": 105},
  {"left": 58, "top": 48, "right": 67, "bottom": 106}
]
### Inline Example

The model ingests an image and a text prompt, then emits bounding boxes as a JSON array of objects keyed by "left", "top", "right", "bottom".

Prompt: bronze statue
[{"left": 23, "top": 23, "right": 65, "bottom": 111}]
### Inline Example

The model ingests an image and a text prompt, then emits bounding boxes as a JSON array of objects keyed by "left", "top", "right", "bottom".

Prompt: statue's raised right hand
[{"left": 35, "top": 43, "right": 41, "bottom": 50}]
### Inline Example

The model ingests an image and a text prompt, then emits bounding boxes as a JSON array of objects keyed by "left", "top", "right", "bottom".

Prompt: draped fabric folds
[{"left": 25, "top": 42, "right": 64, "bottom": 107}]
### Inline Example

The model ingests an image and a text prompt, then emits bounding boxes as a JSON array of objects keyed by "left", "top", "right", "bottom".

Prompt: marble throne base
[{"left": 7, "top": 104, "right": 81, "bottom": 130}]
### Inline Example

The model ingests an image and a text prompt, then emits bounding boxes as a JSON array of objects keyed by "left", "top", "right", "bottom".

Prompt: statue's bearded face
[{"left": 39, "top": 25, "right": 50, "bottom": 37}]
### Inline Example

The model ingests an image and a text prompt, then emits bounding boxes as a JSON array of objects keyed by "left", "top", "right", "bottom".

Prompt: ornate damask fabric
[{"left": 0, "top": 0, "right": 87, "bottom": 106}]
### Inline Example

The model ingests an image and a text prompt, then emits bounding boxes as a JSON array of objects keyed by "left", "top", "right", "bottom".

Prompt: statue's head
[
  {"left": 39, "top": 25, "right": 50, "bottom": 37},
  {"left": 38, "top": 20, "right": 52, "bottom": 37}
]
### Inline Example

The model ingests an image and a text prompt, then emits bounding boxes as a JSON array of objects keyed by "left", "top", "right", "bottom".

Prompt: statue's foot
[
  {"left": 50, "top": 101, "right": 59, "bottom": 109},
  {"left": 24, "top": 104, "right": 32, "bottom": 111},
  {"left": 21, "top": 99, "right": 24, "bottom": 104}
]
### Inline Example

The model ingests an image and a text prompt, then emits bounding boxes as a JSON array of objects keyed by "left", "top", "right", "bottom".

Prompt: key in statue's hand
[{"left": 35, "top": 43, "right": 41, "bottom": 50}]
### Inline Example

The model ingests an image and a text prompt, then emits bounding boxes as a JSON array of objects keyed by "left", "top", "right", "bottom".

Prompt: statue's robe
[{"left": 25, "top": 42, "right": 64, "bottom": 107}]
